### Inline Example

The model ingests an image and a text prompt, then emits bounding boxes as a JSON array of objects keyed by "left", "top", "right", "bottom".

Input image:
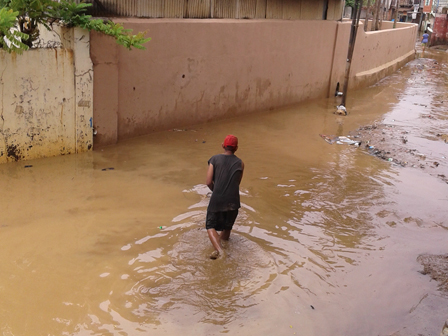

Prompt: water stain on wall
[{"left": 6, "top": 144, "right": 21, "bottom": 161}]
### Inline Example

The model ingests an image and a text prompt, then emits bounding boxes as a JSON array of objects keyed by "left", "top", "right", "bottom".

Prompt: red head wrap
[{"left": 223, "top": 135, "right": 238, "bottom": 148}]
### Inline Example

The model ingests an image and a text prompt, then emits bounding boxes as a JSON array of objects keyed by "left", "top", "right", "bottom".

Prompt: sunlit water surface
[{"left": 1, "top": 50, "right": 448, "bottom": 336}]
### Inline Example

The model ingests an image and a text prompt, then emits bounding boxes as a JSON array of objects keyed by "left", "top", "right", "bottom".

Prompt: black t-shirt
[{"left": 207, "top": 154, "right": 243, "bottom": 212}]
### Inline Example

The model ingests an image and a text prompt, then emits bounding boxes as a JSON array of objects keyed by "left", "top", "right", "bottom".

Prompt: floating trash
[
  {"left": 319, "top": 134, "right": 338, "bottom": 144},
  {"left": 436, "top": 134, "right": 448, "bottom": 143},
  {"left": 319, "top": 134, "right": 360, "bottom": 146},
  {"left": 335, "top": 105, "right": 347, "bottom": 116}
]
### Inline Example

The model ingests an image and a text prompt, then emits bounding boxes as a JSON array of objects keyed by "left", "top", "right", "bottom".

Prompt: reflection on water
[{"left": 1, "top": 50, "right": 448, "bottom": 336}]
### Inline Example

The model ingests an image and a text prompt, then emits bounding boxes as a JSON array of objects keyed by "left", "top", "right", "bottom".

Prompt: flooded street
[{"left": 1, "top": 48, "right": 448, "bottom": 336}]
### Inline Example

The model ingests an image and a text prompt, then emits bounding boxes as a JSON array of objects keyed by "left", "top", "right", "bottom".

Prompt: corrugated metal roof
[
  {"left": 186, "top": 0, "right": 211, "bottom": 18},
  {"left": 301, "top": 0, "right": 323, "bottom": 20},
  {"left": 238, "top": 0, "right": 257, "bottom": 18},
  {"left": 138, "top": 0, "right": 164, "bottom": 17},
  {"left": 164, "top": 0, "right": 186, "bottom": 18},
  {"left": 282, "top": 0, "right": 301, "bottom": 19},
  {"left": 214, "top": 0, "right": 237, "bottom": 18},
  {"left": 76, "top": 0, "right": 338, "bottom": 20},
  {"left": 255, "top": 0, "right": 267, "bottom": 18},
  {"left": 266, "top": 0, "right": 283, "bottom": 19},
  {"left": 118, "top": 0, "right": 137, "bottom": 16}
]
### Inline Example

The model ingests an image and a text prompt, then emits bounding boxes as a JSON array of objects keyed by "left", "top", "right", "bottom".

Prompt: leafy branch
[
  {"left": 53, "top": 1, "right": 150, "bottom": 50},
  {"left": 0, "top": 0, "right": 150, "bottom": 53},
  {"left": 0, "top": 7, "right": 29, "bottom": 53}
]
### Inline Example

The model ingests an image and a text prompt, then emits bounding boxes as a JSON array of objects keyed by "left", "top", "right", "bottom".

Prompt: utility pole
[
  {"left": 374, "top": 0, "right": 382, "bottom": 30},
  {"left": 379, "top": 0, "right": 384, "bottom": 30},
  {"left": 364, "top": 0, "right": 372, "bottom": 31},
  {"left": 340, "top": 0, "right": 363, "bottom": 108},
  {"left": 393, "top": 0, "right": 400, "bottom": 28},
  {"left": 371, "top": 0, "right": 378, "bottom": 31}
]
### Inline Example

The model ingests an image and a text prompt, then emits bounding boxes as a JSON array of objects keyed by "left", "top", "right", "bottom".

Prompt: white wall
[{"left": 0, "top": 27, "right": 93, "bottom": 164}]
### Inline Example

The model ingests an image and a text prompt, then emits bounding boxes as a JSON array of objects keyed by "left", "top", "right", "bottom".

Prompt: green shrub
[
  {"left": 0, "top": 0, "right": 150, "bottom": 53},
  {"left": 0, "top": 7, "right": 29, "bottom": 53}
]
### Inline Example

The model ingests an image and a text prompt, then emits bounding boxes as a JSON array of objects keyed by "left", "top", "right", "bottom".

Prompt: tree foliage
[
  {"left": 0, "top": 7, "right": 29, "bottom": 53},
  {"left": 345, "top": 0, "right": 356, "bottom": 8},
  {"left": 345, "top": 0, "right": 376, "bottom": 8},
  {"left": 0, "top": 0, "right": 150, "bottom": 53}
]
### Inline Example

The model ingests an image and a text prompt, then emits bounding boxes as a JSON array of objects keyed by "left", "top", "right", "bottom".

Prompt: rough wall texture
[
  {"left": 0, "top": 27, "right": 93, "bottom": 164},
  {"left": 0, "top": 49, "right": 75, "bottom": 162},
  {"left": 90, "top": 19, "right": 417, "bottom": 147},
  {"left": 91, "top": 19, "right": 334, "bottom": 144},
  {"left": 431, "top": 14, "right": 448, "bottom": 45}
]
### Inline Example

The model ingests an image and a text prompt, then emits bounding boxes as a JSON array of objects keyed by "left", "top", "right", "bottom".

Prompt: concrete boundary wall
[
  {"left": 0, "top": 27, "right": 93, "bottom": 163},
  {"left": 91, "top": 19, "right": 417, "bottom": 147},
  {"left": 350, "top": 24, "right": 418, "bottom": 88},
  {"left": 331, "top": 21, "right": 418, "bottom": 90}
]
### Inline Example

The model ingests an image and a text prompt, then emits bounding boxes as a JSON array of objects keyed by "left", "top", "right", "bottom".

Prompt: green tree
[
  {"left": 0, "top": 7, "right": 29, "bottom": 53},
  {"left": 345, "top": 0, "right": 374, "bottom": 8},
  {"left": 0, "top": 0, "right": 150, "bottom": 53},
  {"left": 345, "top": 0, "right": 356, "bottom": 8}
]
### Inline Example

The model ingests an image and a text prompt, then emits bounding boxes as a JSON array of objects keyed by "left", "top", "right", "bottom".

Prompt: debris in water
[
  {"left": 334, "top": 105, "right": 347, "bottom": 116},
  {"left": 421, "top": 114, "right": 434, "bottom": 119},
  {"left": 436, "top": 133, "right": 448, "bottom": 143},
  {"left": 442, "top": 319, "right": 448, "bottom": 336},
  {"left": 319, "top": 134, "right": 338, "bottom": 144},
  {"left": 337, "top": 136, "right": 360, "bottom": 145},
  {"left": 319, "top": 134, "right": 360, "bottom": 146}
]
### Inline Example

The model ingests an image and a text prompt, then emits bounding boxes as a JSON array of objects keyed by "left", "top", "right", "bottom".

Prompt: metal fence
[{"left": 76, "top": 0, "right": 333, "bottom": 20}]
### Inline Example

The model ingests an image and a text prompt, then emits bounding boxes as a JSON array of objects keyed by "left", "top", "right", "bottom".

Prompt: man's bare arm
[
  {"left": 206, "top": 163, "right": 214, "bottom": 191},
  {"left": 240, "top": 161, "right": 245, "bottom": 183}
]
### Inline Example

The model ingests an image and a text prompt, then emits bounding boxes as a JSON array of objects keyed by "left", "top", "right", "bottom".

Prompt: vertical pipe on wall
[
  {"left": 323, "top": 0, "right": 329, "bottom": 19},
  {"left": 327, "top": 21, "right": 340, "bottom": 97},
  {"left": 341, "top": 0, "right": 362, "bottom": 107}
]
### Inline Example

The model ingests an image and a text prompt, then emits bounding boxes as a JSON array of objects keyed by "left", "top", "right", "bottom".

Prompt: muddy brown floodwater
[{"left": 1, "top": 48, "right": 448, "bottom": 336}]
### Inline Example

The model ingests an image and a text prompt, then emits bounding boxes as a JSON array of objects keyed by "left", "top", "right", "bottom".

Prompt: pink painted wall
[
  {"left": 350, "top": 23, "right": 418, "bottom": 88},
  {"left": 91, "top": 19, "right": 417, "bottom": 147}
]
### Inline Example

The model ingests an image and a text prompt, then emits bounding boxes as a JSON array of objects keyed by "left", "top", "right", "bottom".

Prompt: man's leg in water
[
  {"left": 207, "top": 229, "right": 223, "bottom": 258},
  {"left": 220, "top": 229, "right": 231, "bottom": 241},
  {"left": 219, "top": 210, "right": 236, "bottom": 243}
]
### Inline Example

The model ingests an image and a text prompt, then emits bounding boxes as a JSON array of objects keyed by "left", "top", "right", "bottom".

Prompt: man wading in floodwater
[{"left": 206, "top": 135, "right": 244, "bottom": 259}]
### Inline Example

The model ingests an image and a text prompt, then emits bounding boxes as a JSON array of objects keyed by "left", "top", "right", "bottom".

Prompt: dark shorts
[{"left": 206, "top": 210, "right": 239, "bottom": 231}]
